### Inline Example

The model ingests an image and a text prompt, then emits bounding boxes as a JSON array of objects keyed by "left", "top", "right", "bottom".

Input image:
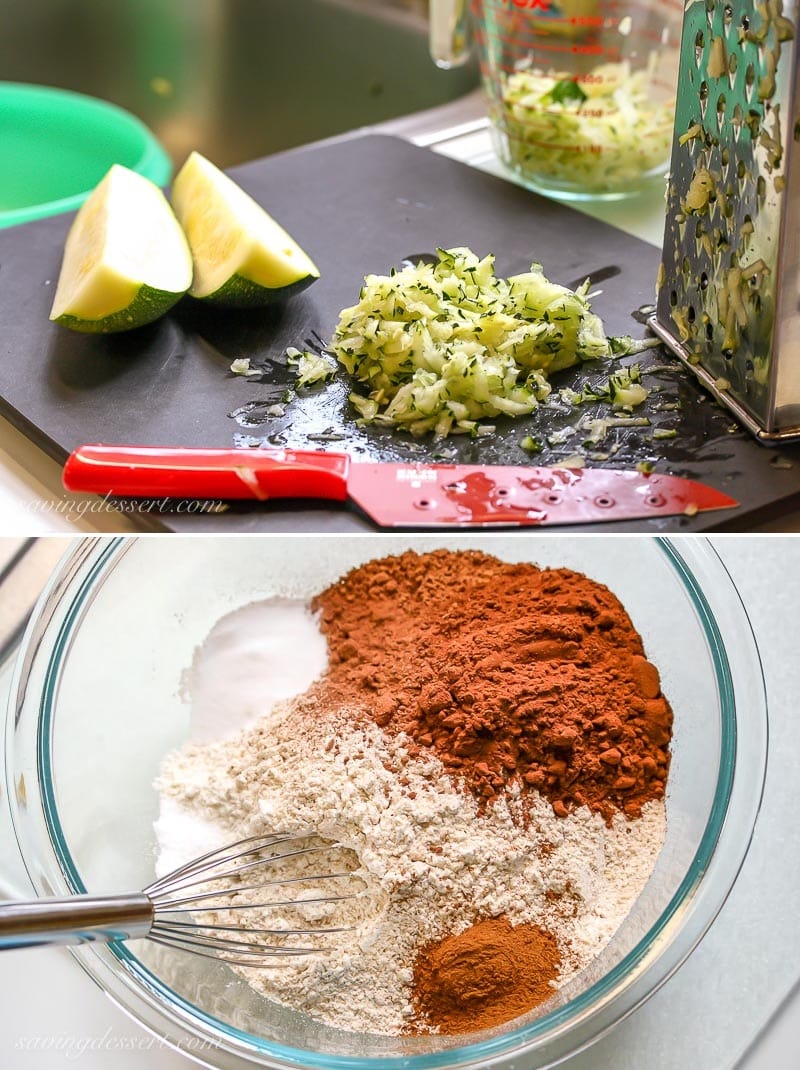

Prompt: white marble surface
[{"left": 0, "top": 537, "right": 798, "bottom": 1068}]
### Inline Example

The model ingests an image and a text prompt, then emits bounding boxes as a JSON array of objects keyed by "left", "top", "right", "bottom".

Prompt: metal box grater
[{"left": 649, "top": 0, "right": 800, "bottom": 443}]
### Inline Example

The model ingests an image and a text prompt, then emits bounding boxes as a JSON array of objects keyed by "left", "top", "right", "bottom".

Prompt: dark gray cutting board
[{"left": 2, "top": 132, "right": 800, "bottom": 532}]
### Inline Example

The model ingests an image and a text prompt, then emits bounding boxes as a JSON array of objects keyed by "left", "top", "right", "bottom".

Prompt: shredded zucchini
[
  {"left": 330, "top": 247, "right": 615, "bottom": 438},
  {"left": 287, "top": 348, "right": 337, "bottom": 387},
  {"left": 230, "top": 357, "right": 260, "bottom": 376},
  {"left": 558, "top": 364, "right": 649, "bottom": 411},
  {"left": 500, "top": 61, "right": 674, "bottom": 192}
]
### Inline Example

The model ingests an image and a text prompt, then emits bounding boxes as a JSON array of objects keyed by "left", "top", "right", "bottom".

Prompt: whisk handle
[{"left": 0, "top": 893, "right": 153, "bottom": 950}]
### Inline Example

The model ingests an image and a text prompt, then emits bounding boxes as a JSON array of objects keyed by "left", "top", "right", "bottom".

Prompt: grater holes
[
  {"left": 728, "top": 52, "right": 738, "bottom": 90},
  {"left": 745, "top": 62, "right": 756, "bottom": 103},
  {"left": 732, "top": 103, "right": 743, "bottom": 140},
  {"left": 757, "top": 175, "right": 767, "bottom": 200},
  {"left": 700, "top": 272, "right": 709, "bottom": 290},
  {"left": 716, "top": 93, "right": 727, "bottom": 129},
  {"left": 669, "top": 290, "right": 678, "bottom": 308},
  {"left": 745, "top": 108, "right": 761, "bottom": 140},
  {"left": 723, "top": 4, "right": 733, "bottom": 33},
  {"left": 695, "top": 221, "right": 711, "bottom": 260},
  {"left": 686, "top": 117, "right": 703, "bottom": 150},
  {"left": 695, "top": 29, "right": 705, "bottom": 66},
  {"left": 687, "top": 305, "right": 697, "bottom": 324},
  {"left": 699, "top": 81, "right": 709, "bottom": 120},
  {"left": 705, "top": 321, "right": 714, "bottom": 341},
  {"left": 740, "top": 14, "right": 750, "bottom": 33},
  {"left": 736, "top": 160, "right": 751, "bottom": 197}
]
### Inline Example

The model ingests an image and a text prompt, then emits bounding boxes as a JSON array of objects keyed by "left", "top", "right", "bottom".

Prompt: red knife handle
[{"left": 63, "top": 445, "right": 351, "bottom": 502}]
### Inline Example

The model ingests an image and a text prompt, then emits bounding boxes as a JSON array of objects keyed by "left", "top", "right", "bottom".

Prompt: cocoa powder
[
  {"left": 311, "top": 549, "right": 672, "bottom": 822},
  {"left": 411, "top": 916, "right": 560, "bottom": 1034}
]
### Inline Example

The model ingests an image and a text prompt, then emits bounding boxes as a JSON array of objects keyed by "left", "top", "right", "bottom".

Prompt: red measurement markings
[
  {"left": 483, "top": 0, "right": 672, "bottom": 12},
  {"left": 480, "top": 58, "right": 614, "bottom": 76},
  {"left": 480, "top": 60, "right": 672, "bottom": 91},
  {"left": 479, "top": 3, "right": 673, "bottom": 43},
  {"left": 488, "top": 0, "right": 554, "bottom": 9},
  {"left": 601, "top": 0, "right": 682, "bottom": 9},
  {"left": 475, "top": 28, "right": 605, "bottom": 55},
  {"left": 482, "top": 0, "right": 605, "bottom": 24},
  {"left": 478, "top": 21, "right": 668, "bottom": 47}
]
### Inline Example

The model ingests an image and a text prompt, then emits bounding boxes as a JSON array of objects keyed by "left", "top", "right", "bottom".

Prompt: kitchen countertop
[
  {"left": 0, "top": 536, "right": 799, "bottom": 1068},
  {"left": 3, "top": 94, "right": 800, "bottom": 535}
]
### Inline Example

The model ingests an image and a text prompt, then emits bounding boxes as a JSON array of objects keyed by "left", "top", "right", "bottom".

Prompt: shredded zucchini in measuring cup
[
  {"left": 499, "top": 61, "right": 674, "bottom": 193},
  {"left": 329, "top": 247, "right": 615, "bottom": 439}
]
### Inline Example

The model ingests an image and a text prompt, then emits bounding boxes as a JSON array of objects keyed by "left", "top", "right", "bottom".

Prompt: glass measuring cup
[{"left": 430, "top": 0, "right": 683, "bottom": 200}]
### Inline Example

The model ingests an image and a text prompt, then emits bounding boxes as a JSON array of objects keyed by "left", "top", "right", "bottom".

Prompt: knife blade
[{"left": 62, "top": 445, "right": 739, "bottom": 528}]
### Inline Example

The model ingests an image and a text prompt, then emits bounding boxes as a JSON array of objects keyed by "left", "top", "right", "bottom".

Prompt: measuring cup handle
[{"left": 429, "top": 0, "right": 472, "bottom": 68}]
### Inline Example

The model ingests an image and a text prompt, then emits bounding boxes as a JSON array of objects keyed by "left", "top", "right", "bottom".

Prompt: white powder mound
[
  {"left": 181, "top": 598, "right": 327, "bottom": 743},
  {"left": 157, "top": 698, "right": 666, "bottom": 1036}
]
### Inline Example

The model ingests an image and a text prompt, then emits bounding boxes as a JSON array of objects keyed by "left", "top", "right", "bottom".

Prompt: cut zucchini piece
[
  {"left": 171, "top": 152, "right": 319, "bottom": 307},
  {"left": 49, "top": 165, "right": 192, "bottom": 334}
]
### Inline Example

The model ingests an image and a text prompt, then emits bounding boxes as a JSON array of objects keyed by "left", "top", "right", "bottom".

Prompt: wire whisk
[{"left": 0, "top": 833, "right": 361, "bottom": 967}]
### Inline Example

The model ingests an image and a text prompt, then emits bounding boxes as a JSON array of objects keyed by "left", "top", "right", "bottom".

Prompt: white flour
[{"left": 155, "top": 598, "right": 666, "bottom": 1036}]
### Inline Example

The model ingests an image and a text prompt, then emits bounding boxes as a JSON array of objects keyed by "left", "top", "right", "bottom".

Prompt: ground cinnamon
[
  {"left": 312, "top": 549, "right": 672, "bottom": 822},
  {"left": 410, "top": 916, "right": 560, "bottom": 1034}
]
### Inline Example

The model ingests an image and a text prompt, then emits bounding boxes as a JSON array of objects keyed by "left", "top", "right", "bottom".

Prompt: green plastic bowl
[{"left": 0, "top": 82, "right": 171, "bottom": 229}]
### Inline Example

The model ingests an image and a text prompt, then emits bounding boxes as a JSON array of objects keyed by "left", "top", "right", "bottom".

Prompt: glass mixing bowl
[{"left": 6, "top": 536, "right": 766, "bottom": 1070}]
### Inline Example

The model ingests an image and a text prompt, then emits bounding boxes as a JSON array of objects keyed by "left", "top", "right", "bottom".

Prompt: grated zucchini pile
[{"left": 329, "top": 247, "right": 614, "bottom": 438}]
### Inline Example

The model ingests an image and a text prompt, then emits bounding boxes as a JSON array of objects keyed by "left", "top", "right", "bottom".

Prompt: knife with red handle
[{"left": 63, "top": 445, "right": 738, "bottom": 528}]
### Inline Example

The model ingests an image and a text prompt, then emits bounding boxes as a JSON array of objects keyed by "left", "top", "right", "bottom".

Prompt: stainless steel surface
[
  {"left": 0, "top": 0, "right": 478, "bottom": 168},
  {"left": 0, "top": 893, "right": 153, "bottom": 949},
  {"left": 0, "top": 834, "right": 355, "bottom": 963},
  {"left": 648, "top": 316, "right": 786, "bottom": 442},
  {"left": 653, "top": 0, "right": 800, "bottom": 442}
]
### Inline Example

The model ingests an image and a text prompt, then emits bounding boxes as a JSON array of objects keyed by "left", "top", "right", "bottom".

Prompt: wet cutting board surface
[{"left": 1, "top": 133, "right": 800, "bottom": 532}]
